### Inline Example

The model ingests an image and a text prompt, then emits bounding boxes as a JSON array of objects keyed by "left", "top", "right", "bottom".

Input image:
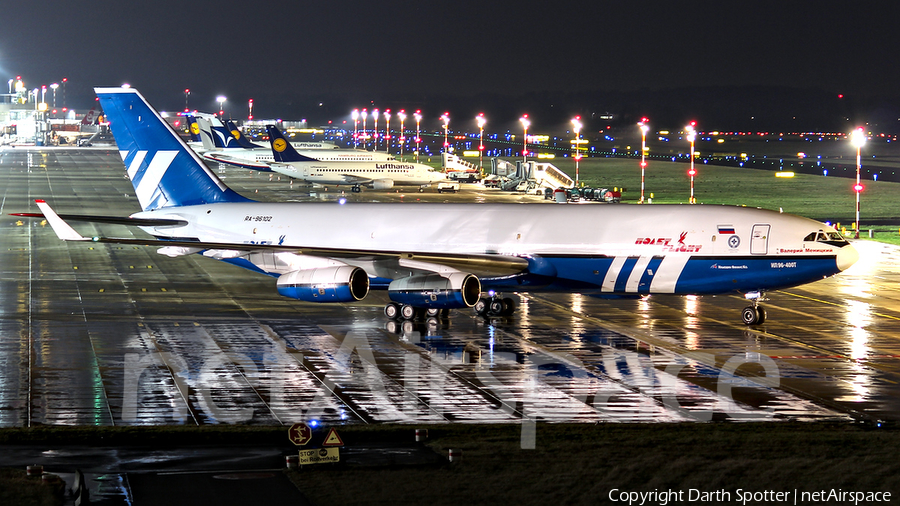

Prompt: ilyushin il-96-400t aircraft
[{"left": 21, "top": 87, "right": 859, "bottom": 325}]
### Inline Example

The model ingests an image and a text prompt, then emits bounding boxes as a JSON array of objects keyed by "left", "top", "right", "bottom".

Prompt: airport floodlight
[
  {"left": 352, "top": 109, "right": 360, "bottom": 147},
  {"left": 638, "top": 118, "right": 650, "bottom": 202},
  {"left": 441, "top": 113, "right": 450, "bottom": 153},
  {"left": 50, "top": 83, "right": 59, "bottom": 113},
  {"left": 414, "top": 110, "right": 422, "bottom": 161},
  {"left": 372, "top": 109, "right": 379, "bottom": 149},
  {"left": 852, "top": 127, "right": 866, "bottom": 238},
  {"left": 477, "top": 113, "right": 487, "bottom": 170},
  {"left": 851, "top": 127, "right": 866, "bottom": 149},
  {"left": 216, "top": 95, "right": 226, "bottom": 117},
  {"left": 397, "top": 110, "right": 407, "bottom": 160},
  {"left": 571, "top": 116, "right": 583, "bottom": 185},
  {"left": 520, "top": 115, "right": 530, "bottom": 162},
  {"left": 384, "top": 110, "right": 391, "bottom": 152},
  {"left": 361, "top": 109, "right": 368, "bottom": 149},
  {"left": 686, "top": 123, "right": 696, "bottom": 204}
]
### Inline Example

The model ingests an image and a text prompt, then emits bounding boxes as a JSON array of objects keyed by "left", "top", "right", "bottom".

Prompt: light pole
[
  {"left": 248, "top": 99, "right": 253, "bottom": 120},
  {"left": 361, "top": 109, "right": 368, "bottom": 149},
  {"left": 7, "top": 79, "right": 12, "bottom": 94},
  {"left": 184, "top": 89, "right": 190, "bottom": 111},
  {"left": 638, "top": 118, "right": 649, "bottom": 203},
  {"left": 383, "top": 109, "right": 391, "bottom": 152},
  {"left": 50, "top": 83, "right": 59, "bottom": 116},
  {"left": 685, "top": 122, "right": 697, "bottom": 204},
  {"left": 520, "top": 115, "right": 530, "bottom": 163},
  {"left": 352, "top": 109, "right": 359, "bottom": 148},
  {"left": 216, "top": 95, "right": 227, "bottom": 118},
  {"left": 397, "top": 110, "right": 406, "bottom": 160},
  {"left": 851, "top": 127, "right": 866, "bottom": 238},
  {"left": 571, "top": 116, "right": 582, "bottom": 186},
  {"left": 440, "top": 113, "right": 450, "bottom": 154},
  {"left": 372, "top": 108, "right": 379, "bottom": 151},
  {"left": 414, "top": 110, "right": 422, "bottom": 162},
  {"left": 476, "top": 113, "right": 486, "bottom": 171}
]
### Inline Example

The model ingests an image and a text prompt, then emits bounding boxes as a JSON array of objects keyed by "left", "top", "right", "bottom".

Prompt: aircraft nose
[{"left": 836, "top": 243, "right": 859, "bottom": 271}]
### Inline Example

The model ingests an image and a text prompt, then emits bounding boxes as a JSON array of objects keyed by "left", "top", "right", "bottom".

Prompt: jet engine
[
  {"left": 277, "top": 265, "right": 369, "bottom": 302},
  {"left": 371, "top": 178, "right": 394, "bottom": 190},
  {"left": 388, "top": 272, "right": 481, "bottom": 308}
]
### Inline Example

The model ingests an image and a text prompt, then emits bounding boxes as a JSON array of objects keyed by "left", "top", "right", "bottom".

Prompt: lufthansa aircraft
[
  {"left": 27, "top": 87, "right": 859, "bottom": 325},
  {"left": 196, "top": 118, "right": 397, "bottom": 173},
  {"left": 262, "top": 125, "right": 447, "bottom": 191}
]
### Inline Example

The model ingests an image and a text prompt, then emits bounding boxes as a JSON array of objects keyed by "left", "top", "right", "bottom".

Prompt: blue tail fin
[
  {"left": 183, "top": 114, "right": 203, "bottom": 143},
  {"left": 266, "top": 125, "right": 317, "bottom": 162},
  {"left": 226, "top": 120, "right": 265, "bottom": 149},
  {"left": 95, "top": 87, "right": 252, "bottom": 211},
  {"left": 208, "top": 119, "right": 244, "bottom": 148}
]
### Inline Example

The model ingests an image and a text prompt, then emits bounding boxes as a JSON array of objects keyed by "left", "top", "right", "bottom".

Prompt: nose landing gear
[{"left": 741, "top": 291, "right": 767, "bottom": 325}]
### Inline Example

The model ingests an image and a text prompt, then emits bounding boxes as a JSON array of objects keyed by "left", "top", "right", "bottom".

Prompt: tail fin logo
[
  {"left": 231, "top": 129, "right": 242, "bottom": 140},
  {"left": 273, "top": 138, "right": 287, "bottom": 152},
  {"left": 190, "top": 122, "right": 200, "bottom": 135}
]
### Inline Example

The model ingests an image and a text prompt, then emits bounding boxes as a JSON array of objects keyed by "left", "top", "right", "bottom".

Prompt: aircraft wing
[
  {"left": 31, "top": 200, "right": 528, "bottom": 277},
  {"left": 336, "top": 173, "right": 374, "bottom": 184}
]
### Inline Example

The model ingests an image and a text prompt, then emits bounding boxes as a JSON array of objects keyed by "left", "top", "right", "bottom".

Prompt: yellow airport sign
[{"left": 299, "top": 447, "right": 340, "bottom": 465}]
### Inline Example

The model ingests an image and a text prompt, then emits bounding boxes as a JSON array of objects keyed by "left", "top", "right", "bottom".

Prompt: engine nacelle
[
  {"left": 388, "top": 272, "right": 481, "bottom": 308},
  {"left": 277, "top": 266, "right": 369, "bottom": 302},
  {"left": 371, "top": 178, "right": 394, "bottom": 190}
]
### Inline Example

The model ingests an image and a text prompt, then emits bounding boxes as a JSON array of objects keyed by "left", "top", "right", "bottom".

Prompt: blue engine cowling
[
  {"left": 277, "top": 266, "right": 369, "bottom": 302},
  {"left": 388, "top": 272, "right": 481, "bottom": 308}
]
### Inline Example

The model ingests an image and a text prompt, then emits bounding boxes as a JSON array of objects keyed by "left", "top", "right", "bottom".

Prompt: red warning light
[
  {"left": 688, "top": 169, "right": 697, "bottom": 176},
  {"left": 854, "top": 184, "right": 863, "bottom": 192}
]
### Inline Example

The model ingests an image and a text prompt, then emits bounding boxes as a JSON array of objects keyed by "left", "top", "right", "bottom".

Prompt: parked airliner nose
[{"left": 837, "top": 243, "right": 859, "bottom": 271}]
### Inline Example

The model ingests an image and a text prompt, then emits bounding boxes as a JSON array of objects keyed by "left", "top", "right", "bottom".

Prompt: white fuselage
[
  {"left": 135, "top": 203, "right": 857, "bottom": 294},
  {"left": 267, "top": 160, "right": 446, "bottom": 187}
]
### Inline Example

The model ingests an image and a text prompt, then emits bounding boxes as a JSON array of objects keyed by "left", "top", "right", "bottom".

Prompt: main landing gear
[
  {"left": 383, "top": 294, "right": 517, "bottom": 320},
  {"left": 741, "top": 292, "right": 767, "bottom": 325},
  {"left": 383, "top": 303, "right": 450, "bottom": 320},
  {"left": 473, "top": 294, "right": 516, "bottom": 318}
]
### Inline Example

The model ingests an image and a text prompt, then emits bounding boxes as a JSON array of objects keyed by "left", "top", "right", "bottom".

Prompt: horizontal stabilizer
[
  {"left": 10, "top": 212, "right": 188, "bottom": 227},
  {"left": 34, "top": 200, "right": 88, "bottom": 241}
]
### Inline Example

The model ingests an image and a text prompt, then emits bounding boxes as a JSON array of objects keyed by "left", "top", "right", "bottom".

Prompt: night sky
[{"left": 2, "top": 1, "right": 897, "bottom": 129}]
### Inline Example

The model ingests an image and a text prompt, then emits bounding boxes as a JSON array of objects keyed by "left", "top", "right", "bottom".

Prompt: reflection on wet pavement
[{"left": 2, "top": 148, "right": 900, "bottom": 429}]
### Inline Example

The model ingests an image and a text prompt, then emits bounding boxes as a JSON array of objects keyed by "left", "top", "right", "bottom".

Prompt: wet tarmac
[{"left": 2, "top": 147, "right": 900, "bottom": 431}]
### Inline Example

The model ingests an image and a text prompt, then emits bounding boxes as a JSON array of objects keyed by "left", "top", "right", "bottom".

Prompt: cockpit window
[{"left": 803, "top": 230, "right": 849, "bottom": 246}]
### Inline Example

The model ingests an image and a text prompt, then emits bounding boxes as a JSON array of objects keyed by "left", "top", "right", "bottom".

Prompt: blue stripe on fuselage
[
  {"left": 614, "top": 257, "right": 639, "bottom": 292},
  {"left": 478, "top": 254, "right": 839, "bottom": 295},
  {"left": 638, "top": 256, "right": 665, "bottom": 293}
]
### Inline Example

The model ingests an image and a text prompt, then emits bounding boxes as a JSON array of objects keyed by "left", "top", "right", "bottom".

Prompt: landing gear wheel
[
  {"left": 741, "top": 306, "right": 760, "bottom": 325},
  {"left": 400, "top": 304, "right": 417, "bottom": 320},
  {"left": 384, "top": 303, "right": 400, "bottom": 319},
  {"left": 351, "top": 186, "right": 362, "bottom": 193},
  {"left": 425, "top": 308, "right": 441, "bottom": 317},
  {"left": 474, "top": 299, "right": 489, "bottom": 316},
  {"left": 756, "top": 305, "right": 767, "bottom": 324},
  {"left": 500, "top": 297, "right": 517, "bottom": 316},
  {"left": 489, "top": 299, "right": 504, "bottom": 315}
]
